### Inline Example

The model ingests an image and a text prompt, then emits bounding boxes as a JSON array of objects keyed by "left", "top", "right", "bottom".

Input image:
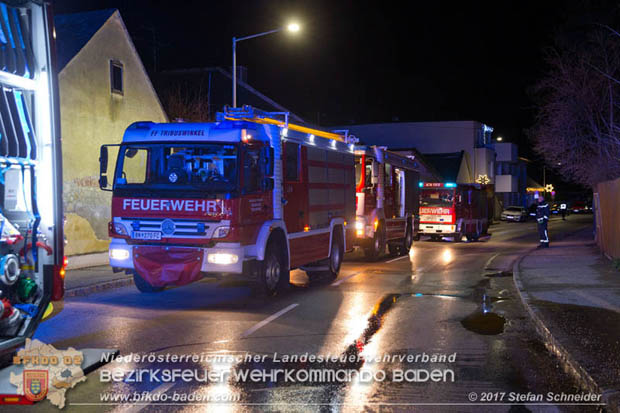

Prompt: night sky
[{"left": 55, "top": 0, "right": 620, "bottom": 188}]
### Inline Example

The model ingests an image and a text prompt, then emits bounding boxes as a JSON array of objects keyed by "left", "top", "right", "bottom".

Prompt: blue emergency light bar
[{"left": 419, "top": 182, "right": 457, "bottom": 188}]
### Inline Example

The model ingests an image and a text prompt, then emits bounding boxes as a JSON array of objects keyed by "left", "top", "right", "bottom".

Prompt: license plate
[{"left": 132, "top": 231, "right": 161, "bottom": 240}]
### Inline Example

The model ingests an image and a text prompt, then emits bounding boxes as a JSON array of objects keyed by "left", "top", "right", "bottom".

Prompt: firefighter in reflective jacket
[{"left": 536, "top": 198, "right": 550, "bottom": 248}]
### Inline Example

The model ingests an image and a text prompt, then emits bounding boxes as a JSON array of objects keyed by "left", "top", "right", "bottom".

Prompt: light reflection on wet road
[{"left": 22, "top": 217, "right": 596, "bottom": 412}]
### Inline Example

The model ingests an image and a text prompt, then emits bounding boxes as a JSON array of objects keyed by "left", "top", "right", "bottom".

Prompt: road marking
[
  {"left": 117, "top": 382, "right": 175, "bottom": 413},
  {"left": 484, "top": 253, "right": 500, "bottom": 270},
  {"left": 240, "top": 303, "right": 299, "bottom": 338},
  {"left": 386, "top": 255, "right": 409, "bottom": 264},
  {"left": 331, "top": 272, "right": 361, "bottom": 286}
]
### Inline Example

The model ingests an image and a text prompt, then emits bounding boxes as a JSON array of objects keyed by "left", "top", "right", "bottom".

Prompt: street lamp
[
  {"left": 496, "top": 136, "right": 503, "bottom": 142},
  {"left": 232, "top": 22, "right": 301, "bottom": 107}
]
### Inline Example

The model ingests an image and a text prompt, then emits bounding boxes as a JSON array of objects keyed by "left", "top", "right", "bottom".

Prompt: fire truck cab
[
  {"left": 354, "top": 146, "right": 419, "bottom": 259},
  {"left": 99, "top": 106, "right": 356, "bottom": 295},
  {"left": 419, "top": 182, "right": 489, "bottom": 242}
]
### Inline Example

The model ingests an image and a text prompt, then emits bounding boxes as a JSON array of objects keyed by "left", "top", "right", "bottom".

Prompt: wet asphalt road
[{"left": 19, "top": 215, "right": 597, "bottom": 412}]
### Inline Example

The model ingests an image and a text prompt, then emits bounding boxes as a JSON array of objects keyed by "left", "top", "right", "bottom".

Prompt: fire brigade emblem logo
[
  {"left": 168, "top": 172, "right": 178, "bottom": 183},
  {"left": 161, "top": 219, "right": 176, "bottom": 235},
  {"left": 23, "top": 370, "right": 48, "bottom": 402}
]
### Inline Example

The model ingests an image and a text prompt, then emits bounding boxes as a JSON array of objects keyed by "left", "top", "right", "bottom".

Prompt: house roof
[
  {"left": 422, "top": 151, "right": 465, "bottom": 182},
  {"left": 158, "top": 67, "right": 307, "bottom": 124},
  {"left": 54, "top": 8, "right": 117, "bottom": 70}
]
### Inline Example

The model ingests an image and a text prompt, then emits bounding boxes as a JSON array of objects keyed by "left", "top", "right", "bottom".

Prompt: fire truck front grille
[{"left": 120, "top": 218, "right": 210, "bottom": 238}]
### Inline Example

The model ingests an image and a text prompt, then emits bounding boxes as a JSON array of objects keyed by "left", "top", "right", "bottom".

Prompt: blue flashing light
[
  {"left": 131, "top": 221, "right": 140, "bottom": 231},
  {"left": 414, "top": 293, "right": 423, "bottom": 297},
  {"left": 444, "top": 182, "right": 457, "bottom": 188},
  {"left": 197, "top": 223, "right": 205, "bottom": 233},
  {"left": 418, "top": 182, "right": 423, "bottom": 188}
]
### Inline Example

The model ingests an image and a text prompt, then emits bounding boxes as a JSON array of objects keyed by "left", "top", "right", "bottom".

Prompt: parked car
[
  {"left": 571, "top": 201, "right": 591, "bottom": 214},
  {"left": 500, "top": 206, "right": 528, "bottom": 222}
]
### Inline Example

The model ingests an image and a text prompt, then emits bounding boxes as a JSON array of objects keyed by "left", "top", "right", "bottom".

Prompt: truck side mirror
[
  {"left": 99, "top": 144, "right": 119, "bottom": 191},
  {"left": 371, "top": 161, "right": 379, "bottom": 184},
  {"left": 100, "top": 145, "right": 108, "bottom": 175},
  {"left": 261, "top": 177, "right": 274, "bottom": 191},
  {"left": 261, "top": 146, "right": 274, "bottom": 176}
]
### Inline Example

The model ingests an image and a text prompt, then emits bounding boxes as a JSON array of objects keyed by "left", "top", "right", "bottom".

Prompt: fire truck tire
[
  {"left": 364, "top": 222, "right": 385, "bottom": 260},
  {"left": 401, "top": 224, "right": 413, "bottom": 254},
  {"left": 132, "top": 271, "right": 165, "bottom": 293},
  {"left": 326, "top": 228, "right": 344, "bottom": 280},
  {"left": 256, "top": 240, "right": 290, "bottom": 296}
]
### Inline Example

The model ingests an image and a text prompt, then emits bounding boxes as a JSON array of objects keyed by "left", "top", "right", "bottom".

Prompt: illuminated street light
[
  {"left": 232, "top": 22, "right": 302, "bottom": 107},
  {"left": 496, "top": 136, "right": 503, "bottom": 142}
]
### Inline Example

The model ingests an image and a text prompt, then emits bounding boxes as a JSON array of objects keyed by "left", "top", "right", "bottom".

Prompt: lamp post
[{"left": 232, "top": 22, "right": 300, "bottom": 107}]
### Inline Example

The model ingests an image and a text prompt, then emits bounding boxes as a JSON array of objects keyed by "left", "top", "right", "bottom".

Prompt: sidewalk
[
  {"left": 64, "top": 265, "right": 133, "bottom": 297},
  {"left": 514, "top": 228, "right": 620, "bottom": 412}
]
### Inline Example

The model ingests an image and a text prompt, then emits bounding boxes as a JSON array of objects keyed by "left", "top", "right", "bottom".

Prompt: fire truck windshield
[
  {"left": 114, "top": 143, "right": 238, "bottom": 194},
  {"left": 420, "top": 189, "right": 455, "bottom": 207}
]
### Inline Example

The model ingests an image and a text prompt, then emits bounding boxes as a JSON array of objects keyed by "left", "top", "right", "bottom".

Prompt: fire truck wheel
[
  {"left": 401, "top": 224, "right": 413, "bottom": 254},
  {"left": 326, "top": 229, "right": 344, "bottom": 280},
  {"left": 454, "top": 230, "right": 464, "bottom": 242},
  {"left": 257, "top": 241, "right": 290, "bottom": 296},
  {"left": 364, "top": 222, "right": 385, "bottom": 260},
  {"left": 132, "top": 271, "right": 165, "bottom": 293}
]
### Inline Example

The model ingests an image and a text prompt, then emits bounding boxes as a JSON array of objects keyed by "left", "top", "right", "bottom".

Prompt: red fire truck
[
  {"left": 354, "top": 146, "right": 419, "bottom": 259},
  {"left": 419, "top": 182, "right": 488, "bottom": 242},
  {"left": 99, "top": 106, "right": 356, "bottom": 295}
]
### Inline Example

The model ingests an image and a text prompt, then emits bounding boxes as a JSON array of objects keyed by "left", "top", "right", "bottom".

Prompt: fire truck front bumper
[
  {"left": 108, "top": 239, "right": 245, "bottom": 274},
  {"left": 419, "top": 224, "right": 456, "bottom": 235}
]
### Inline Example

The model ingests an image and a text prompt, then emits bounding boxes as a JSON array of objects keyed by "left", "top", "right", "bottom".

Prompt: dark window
[
  {"left": 243, "top": 148, "right": 262, "bottom": 193},
  {"left": 110, "top": 60, "right": 123, "bottom": 95},
  {"left": 284, "top": 143, "right": 299, "bottom": 181}
]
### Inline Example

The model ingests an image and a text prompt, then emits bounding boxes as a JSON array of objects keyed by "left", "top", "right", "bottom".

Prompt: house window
[{"left": 110, "top": 60, "right": 123, "bottom": 95}]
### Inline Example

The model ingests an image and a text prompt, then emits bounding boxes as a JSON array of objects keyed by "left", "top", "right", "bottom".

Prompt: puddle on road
[
  {"left": 232, "top": 293, "right": 401, "bottom": 388},
  {"left": 461, "top": 310, "right": 506, "bottom": 335}
]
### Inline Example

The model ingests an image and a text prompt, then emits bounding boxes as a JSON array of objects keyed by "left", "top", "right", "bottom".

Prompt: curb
[
  {"left": 64, "top": 277, "right": 135, "bottom": 298},
  {"left": 513, "top": 252, "right": 620, "bottom": 413}
]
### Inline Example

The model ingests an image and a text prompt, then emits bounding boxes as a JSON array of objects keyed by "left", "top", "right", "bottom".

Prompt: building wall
[
  {"left": 474, "top": 147, "right": 495, "bottom": 183},
  {"left": 59, "top": 12, "right": 167, "bottom": 255}
]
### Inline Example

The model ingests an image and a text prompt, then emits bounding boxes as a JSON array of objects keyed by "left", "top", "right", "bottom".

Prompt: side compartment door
[{"left": 282, "top": 142, "right": 307, "bottom": 233}]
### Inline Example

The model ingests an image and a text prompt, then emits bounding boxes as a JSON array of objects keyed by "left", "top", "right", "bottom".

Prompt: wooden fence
[{"left": 595, "top": 177, "right": 620, "bottom": 259}]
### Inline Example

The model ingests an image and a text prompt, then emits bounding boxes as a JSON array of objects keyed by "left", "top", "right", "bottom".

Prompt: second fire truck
[
  {"left": 99, "top": 106, "right": 357, "bottom": 295},
  {"left": 418, "top": 182, "right": 489, "bottom": 242},
  {"left": 354, "top": 146, "right": 419, "bottom": 259}
]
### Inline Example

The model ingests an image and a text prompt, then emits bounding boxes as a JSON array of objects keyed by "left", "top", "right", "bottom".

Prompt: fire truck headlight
[
  {"left": 113, "top": 223, "right": 128, "bottom": 236},
  {"left": 213, "top": 226, "right": 230, "bottom": 238},
  {"left": 208, "top": 253, "right": 239, "bottom": 265},
  {"left": 355, "top": 218, "right": 366, "bottom": 236},
  {"left": 109, "top": 248, "right": 130, "bottom": 260}
]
